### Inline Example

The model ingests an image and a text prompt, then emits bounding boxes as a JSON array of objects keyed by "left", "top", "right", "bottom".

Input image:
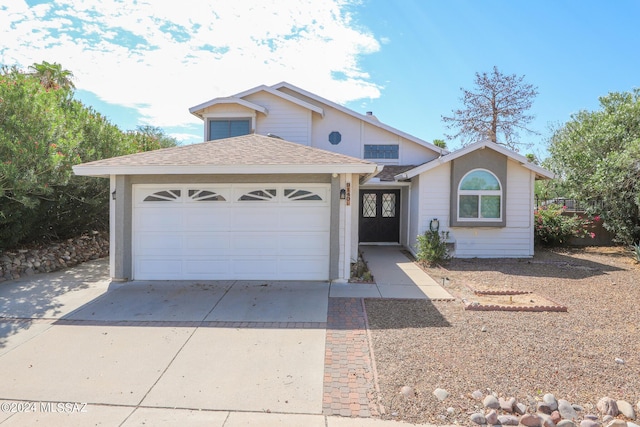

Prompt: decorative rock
[
  {"left": 605, "top": 420, "right": 627, "bottom": 427},
  {"left": 486, "top": 409, "right": 498, "bottom": 425},
  {"left": 471, "top": 390, "right": 484, "bottom": 400},
  {"left": 400, "top": 386, "right": 414, "bottom": 398},
  {"left": 538, "top": 402, "right": 553, "bottom": 415},
  {"left": 498, "top": 415, "right": 520, "bottom": 426},
  {"left": 544, "top": 394, "right": 559, "bottom": 411},
  {"left": 573, "top": 405, "right": 585, "bottom": 412},
  {"left": 500, "top": 397, "right": 516, "bottom": 412},
  {"left": 584, "top": 415, "right": 600, "bottom": 421},
  {"left": 598, "top": 398, "right": 619, "bottom": 417},
  {"left": 559, "top": 399, "right": 579, "bottom": 421},
  {"left": 614, "top": 358, "right": 625, "bottom": 364},
  {"left": 539, "top": 412, "right": 557, "bottom": 427},
  {"left": 617, "top": 400, "right": 636, "bottom": 420},
  {"left": 628, "top": 423, "right": 640, "bottom": 427},
  {"left": 557, "top": 421, "right": 576, "bottom": 427},
  {"left": 483, "top": 395, "right": 500, "bottom": 409},
  {"left": 515, "top": 402, "right": 528, "bottom": 415},
  {"left": 433, "top": 388, "right": 449, "bottom": 401},
  {"left": 602, "top": 416, "right": 614, "bottom": 424},
  {"left": 580, "top": 419, "right": 601, "bottom": 427},
  {"left": 470, "top": 413, "right": 487, "bottom": 425},
  {"left": 551, "top": 411, "right": 562, "bottom": 424},
  {"left": 521, "top": 413, "right": 543, "bottom": 427}
]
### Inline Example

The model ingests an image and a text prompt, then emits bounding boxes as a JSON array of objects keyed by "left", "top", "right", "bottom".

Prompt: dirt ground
[{"left": 365, "top": 247, "right": 640, "bottom": 425}]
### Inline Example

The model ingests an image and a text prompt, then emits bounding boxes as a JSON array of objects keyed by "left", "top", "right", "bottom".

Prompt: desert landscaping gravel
[{"left": 365, "top": 247, "right": 639, "bottom": 425}]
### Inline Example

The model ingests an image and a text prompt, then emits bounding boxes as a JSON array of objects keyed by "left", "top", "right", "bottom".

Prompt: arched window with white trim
[{"left": 458, "top": 169, "right": 502, "bottom": 221}]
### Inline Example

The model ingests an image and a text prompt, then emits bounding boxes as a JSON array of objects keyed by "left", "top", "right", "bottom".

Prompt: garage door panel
[
  {"left": 136, "top": 259, "right": 183, "bottom": 279},
  {"left": 184, "top": 209, "right": 231, "bottom": 231},
  {"left": 278, "top": 208, "right": 329, "bottom": 230},
  {"left": 183, "top": 234, "right": 231, "bottom": 254},
  {"left": 278, "top": 234, "right": 329, "bottom": 255},
  {"left": 184, "top": 259, "right": 231, "bottom": 276},
  {"left": 136, "top": 233, "right": 183, "bottom": 255},
  {"left": 135, "top": 210, "right": 182, "bottom": 230},
  {"left": 232, "top": 208, "right": 280, "bottom": 230},
  {"left": 231, "top": 234, "right": 278, "bottom": 253},
  {"left": 231, "top": 258, "right": 279, "bottom": 277}
]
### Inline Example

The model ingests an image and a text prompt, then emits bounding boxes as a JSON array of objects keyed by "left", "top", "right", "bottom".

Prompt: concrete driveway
[{"left": 0, "top": 260, "right": 334, "bottom": 426}]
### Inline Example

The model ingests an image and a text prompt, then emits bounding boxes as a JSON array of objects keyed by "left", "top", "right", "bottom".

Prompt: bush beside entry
[{"left": 416, "top": 230, "right": 450, "bottom": 266}]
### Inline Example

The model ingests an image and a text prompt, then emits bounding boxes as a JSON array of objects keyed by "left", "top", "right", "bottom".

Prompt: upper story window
[
  {"left": 208, "top": 119, "right": 251, "bottom": 141},
  {"left": 458, "top": 169, "right": 502, "bottom": 221},
  {"left": 364, "top": 144, "right": 399, "bottom": 159}
]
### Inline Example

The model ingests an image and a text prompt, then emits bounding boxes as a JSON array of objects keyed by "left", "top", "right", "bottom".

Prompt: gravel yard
[{"left": 365, "top": 247, "right": 640, "bottom": 425}]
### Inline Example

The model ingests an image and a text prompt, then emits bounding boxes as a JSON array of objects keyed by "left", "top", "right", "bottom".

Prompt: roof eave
[{"left": 72, "top": 164, "right": 378, "bottom": 177}]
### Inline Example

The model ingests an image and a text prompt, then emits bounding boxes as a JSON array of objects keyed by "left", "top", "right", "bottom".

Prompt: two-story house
[{"left": 74, "top": 82, "right": 553, "bottom": 282}]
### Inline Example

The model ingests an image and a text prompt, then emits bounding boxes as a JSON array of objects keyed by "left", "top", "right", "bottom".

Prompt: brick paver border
[{"left": 322, "top": 297, "right": 380, "bottom": 418}]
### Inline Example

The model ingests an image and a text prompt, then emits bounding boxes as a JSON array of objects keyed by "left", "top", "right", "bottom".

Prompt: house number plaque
[{"left": 346, "top": 183, "right": 351, "bottom": 206}]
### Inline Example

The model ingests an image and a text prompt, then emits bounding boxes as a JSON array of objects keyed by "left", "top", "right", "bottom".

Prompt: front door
[{"left": 359, "top": 189, "right": 400, "bottom": 243}]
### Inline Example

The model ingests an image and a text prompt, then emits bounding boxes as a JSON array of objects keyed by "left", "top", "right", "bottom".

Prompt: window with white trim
[
  {"left": 458, "top": 169, "right": 502, "bottom": 221},
  {"left": 208, "top": 119, "right": 251, "bottom": 140}
]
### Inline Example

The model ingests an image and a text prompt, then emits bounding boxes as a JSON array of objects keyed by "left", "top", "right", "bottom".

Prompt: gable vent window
[
  {"left": 239, "top": 189, "right": 276, "bottom": 201},
  {"left": 188, "top": 190, "right": 226, "bottom": 201},
  {"left": 284, "top": 189, "right": 322, "bottom": 201},
  {"left": 364, "top": 144, "right": 399, "bottom": 159},
  {"left": 208, "top": 119, "right": 251, "bottom": 140},
  {"left": 143, "top": 190, "right": 181, "bottom": 202}
]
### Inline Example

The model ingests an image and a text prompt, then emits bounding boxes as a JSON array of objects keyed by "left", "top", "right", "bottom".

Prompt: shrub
[
  {"left": 534, "top": 204, "right": 594, "bottom": 246},
  {"left": 416, "top": 230, "right": 450, "bottom": 266},
  {"left": 631, "top": 242, "right": 640, "bottom": 263}
]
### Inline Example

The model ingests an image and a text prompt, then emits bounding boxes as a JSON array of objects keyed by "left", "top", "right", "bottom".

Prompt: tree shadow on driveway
[{"left": 0, "top": 258, "right": 110, "bottom": 350}]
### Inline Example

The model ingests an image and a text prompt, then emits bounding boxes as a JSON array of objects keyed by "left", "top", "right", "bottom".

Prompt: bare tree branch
[{"left": 442, "top": 66, "right": 539, "bottom": 150}]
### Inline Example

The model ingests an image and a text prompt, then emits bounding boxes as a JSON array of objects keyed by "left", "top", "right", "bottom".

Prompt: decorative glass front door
[{"left": 359, "top": 189, "right": 400, "bottom": 242}]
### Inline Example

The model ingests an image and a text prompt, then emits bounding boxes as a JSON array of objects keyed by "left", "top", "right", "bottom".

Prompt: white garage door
[{"left": 132, "top": 184, "right": 331, "bottom": 280}]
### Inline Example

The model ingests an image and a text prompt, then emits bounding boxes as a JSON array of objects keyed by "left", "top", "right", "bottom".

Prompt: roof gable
[
  {"left": 271, "top": 82, "right": 448, "bottom": 156},
  {"left": 189, "top": 84, "right": 323, "bottom": 119},
  {"left": 189, "top": 82, "right": 447, "bottom": 157},
  {"left": 399, "top": 141, "right": 554, "bottom": 180}
]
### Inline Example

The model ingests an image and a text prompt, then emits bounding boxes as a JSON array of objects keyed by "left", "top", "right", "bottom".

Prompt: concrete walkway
[{"left": 330, "top": 246, "right": 455, "bottom": 301}]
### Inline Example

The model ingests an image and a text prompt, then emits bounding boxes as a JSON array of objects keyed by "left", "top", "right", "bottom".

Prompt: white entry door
[{"left": 132, "top": 184, "right": 330, "bottom": 280}]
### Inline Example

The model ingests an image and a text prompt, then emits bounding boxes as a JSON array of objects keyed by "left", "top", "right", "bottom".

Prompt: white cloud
[{"left": 1, "top": 0, "right": 381, "bottom": 128}]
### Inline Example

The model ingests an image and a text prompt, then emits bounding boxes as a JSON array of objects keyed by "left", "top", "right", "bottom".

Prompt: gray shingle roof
[
  {"left": 375, "top": 165, "right": 417, "bottom": 181},
  {"left": 77, "top": 134, "right": 375, "bottom": 168}
]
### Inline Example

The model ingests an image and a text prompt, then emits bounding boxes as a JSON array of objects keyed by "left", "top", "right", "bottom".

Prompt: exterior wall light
[
  {"left": 429, "top": 218, "right": 440, "bottom": 232},
  {"left": 340, "top": 189, "right": 346, "bottom": 200},
  {"left": 112, "top": 190, "right": 117, "bottom": 200}
]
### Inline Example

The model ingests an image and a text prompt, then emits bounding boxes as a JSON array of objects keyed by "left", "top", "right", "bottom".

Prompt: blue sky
[{"left": 2, "top": 0, "right": 639, "bottom": 158}]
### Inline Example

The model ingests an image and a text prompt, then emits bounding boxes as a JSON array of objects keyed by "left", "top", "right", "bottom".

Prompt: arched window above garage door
[{"left": 143, "top": 190, "right": 181, "bottom": 202}]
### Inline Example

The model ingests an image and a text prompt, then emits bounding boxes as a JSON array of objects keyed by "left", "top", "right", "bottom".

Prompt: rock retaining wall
[{"left": 0, "top": 232, "right": 109, "bottom": 281}]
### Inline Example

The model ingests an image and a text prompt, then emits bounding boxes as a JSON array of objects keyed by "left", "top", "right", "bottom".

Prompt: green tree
[
  {"left": 28, "top": 61, "right": 75, "bottom": 90},
  {"left": 546, "top": 89, "right": 640, "bottom": 245},
  {"left": 0, "top": 63, "right": 177, "bottom": 248},
  {"left": 432, "top": 138, "right": 447, "bottom": 149},
  {"left": 442, "top": 66, "right": 539, "bottom": 150},
  {"left": 129, "top": 125, "right": 178, "bottom": 151}
]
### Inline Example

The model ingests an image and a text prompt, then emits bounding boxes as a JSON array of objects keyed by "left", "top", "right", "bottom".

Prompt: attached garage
[
  {"left": 72, "top": 134, "right": 379, "bottom": 282},
  {"left": 133, "top": 184, "right": 330, "bottom": 280}
]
